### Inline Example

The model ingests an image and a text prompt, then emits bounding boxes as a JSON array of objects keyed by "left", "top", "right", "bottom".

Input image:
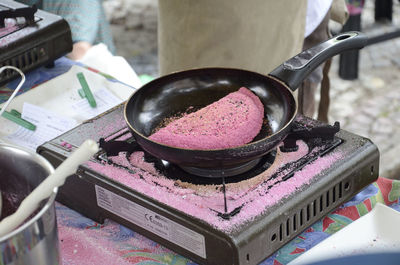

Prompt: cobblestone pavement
[
  {"left": 107, "top": 0, "right": 400, "bottom": 179},
  {"left": 329, "top": 1, "right": 400, "bottom": 179},
  {"left": 105, "top": 0, "right": 158, "bottom": 76}
]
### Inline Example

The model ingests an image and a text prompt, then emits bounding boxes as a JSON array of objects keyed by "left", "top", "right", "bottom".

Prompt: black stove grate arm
[
  {"left": 99, "top": 138, "right": 142, "bottom": 157},
  {"left": 0, "top": 5, "right": 38, "bottom": 28},
  {"left": 280, "top": 121, "right": 340, "bottom": 152}
]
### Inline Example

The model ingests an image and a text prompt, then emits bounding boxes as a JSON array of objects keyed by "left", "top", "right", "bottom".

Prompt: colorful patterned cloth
[
  {"left": 56, "top": 177, "right": 400, "bottom": 265},
  {"left": 16, "top": 0, "right": 115, "bottom": 53},
  {"left": 346, "top": 0, "right": 365, "bottom": 15},
  {"left": 0, "top": 57, "right": 119, "bottom": 104},
  {"left": 266, "top": 177, "right": 400, "bottom": 265}
]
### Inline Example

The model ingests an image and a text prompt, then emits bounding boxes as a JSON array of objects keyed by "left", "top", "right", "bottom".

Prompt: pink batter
[
  {"left": 149, "top": 87, "right": 264, "bottom": 149},
  {"left": 86, "top": 140, "right": 343, "bottom": 232}
]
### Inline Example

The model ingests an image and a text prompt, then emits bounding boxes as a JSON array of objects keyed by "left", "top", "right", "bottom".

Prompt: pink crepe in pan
[{"left": 149, "top": 87, "right": 264, "bottom": 150}]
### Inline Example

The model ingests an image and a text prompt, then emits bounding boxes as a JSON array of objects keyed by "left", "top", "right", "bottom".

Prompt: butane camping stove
[
  {"left": 0, "top": 0, "right": 72, "bottom": 86},
  {"left": 38, "top": 103, "right": 379, "bottom": 265}
]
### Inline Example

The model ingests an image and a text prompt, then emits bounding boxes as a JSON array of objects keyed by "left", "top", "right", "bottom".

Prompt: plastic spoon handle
[{"left": 0, "top": 139, "right": 99, "bottom": 237}]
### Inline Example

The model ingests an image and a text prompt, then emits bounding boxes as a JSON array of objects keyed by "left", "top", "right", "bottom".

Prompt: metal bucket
[{"left": 0, "top": 143, "right": 59, "bottom": 265}]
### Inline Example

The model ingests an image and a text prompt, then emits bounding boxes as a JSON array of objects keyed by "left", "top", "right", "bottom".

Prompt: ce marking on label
[
  {"left": 145, "top": 213, "right": 154, "bottom": 222},
  {"left": 145, "top": 213, "right": 168, "bottom": 231}
]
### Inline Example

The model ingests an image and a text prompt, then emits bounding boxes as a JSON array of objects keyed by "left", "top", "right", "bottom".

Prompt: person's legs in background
[
  {"left": 298, "top": 0, "right": 349, "bottom": 123},
  {"left": 298, "top": 11, "right": 332, "bottom": 123}
]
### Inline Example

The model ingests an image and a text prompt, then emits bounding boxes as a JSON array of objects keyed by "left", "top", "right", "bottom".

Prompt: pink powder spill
[
  {"left": 76, "top": 113, "right": 127, "bottom": 142},
  {"left": 86, "top": 141, "right": 344, "bottom": 232},
  {"left": 59, "top": 226, "right": 132, "bottom": 265},
  {"left": 232, "top": 152, "right": 344, "bottom": 223},
  {"left": 149, "top": 87, "right": 264, "bottom": 150},
  {"left": 58, "top": 213, "right": 189, "bottom": 265},
  {"left": 0, "top": 20, "right": 19, "bottom": 37},
  {"left": 105, "top": 128, "right": 131, "bottom": 142},
  {"left": 128, "top": 152, "right": 159, "bottom": 175},
  {"left": 60, "top": 141, "right": 72, "bottom": 149},
  {"left": 99, "top": 116, "right": 128, "bottom": 139},
  {"left": 58, "top": 221, "right": 182, "bottom": 264}
]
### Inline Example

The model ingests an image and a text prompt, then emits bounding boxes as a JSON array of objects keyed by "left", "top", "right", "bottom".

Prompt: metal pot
[{"left": 0, "top": 143, "right": 59, "bottom": 265}]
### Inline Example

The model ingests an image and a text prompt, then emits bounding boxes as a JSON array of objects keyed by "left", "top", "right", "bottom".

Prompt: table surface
[{"left": 1, "top": 58, "right": 400, "bottom": 265}]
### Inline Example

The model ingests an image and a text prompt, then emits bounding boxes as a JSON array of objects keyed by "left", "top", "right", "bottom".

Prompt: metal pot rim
[{"left": 0, "top": 143, "right": 57, "bottom": 242}]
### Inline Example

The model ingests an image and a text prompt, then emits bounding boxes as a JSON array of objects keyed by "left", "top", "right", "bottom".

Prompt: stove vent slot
[
  {"left": 11, "top": 49, "right": 40, "bottom": 70},
  {"left": 0, "top": 48, "right": 41, "bottom": 80},
  {"left": 272, "top": 180, "right": 348, "bottom": 244}
]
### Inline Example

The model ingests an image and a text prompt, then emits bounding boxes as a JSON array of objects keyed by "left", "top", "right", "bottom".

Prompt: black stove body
[
  {"left": 38, "top": 104, "right": 379, "bottom": 265},
  {"left": 0, "top": 0, "right": 72, "bottom": 86}
]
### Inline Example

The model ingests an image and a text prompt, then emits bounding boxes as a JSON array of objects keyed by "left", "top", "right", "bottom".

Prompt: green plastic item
[
  {"left": 0, "top": 108, "right": 36, "bottom": 131},
  {"left": 77, "top": 72, "right": 97, "bottom": 108},
  {"left": 139, "top": 74, "right": 154, "bottom": 85}
]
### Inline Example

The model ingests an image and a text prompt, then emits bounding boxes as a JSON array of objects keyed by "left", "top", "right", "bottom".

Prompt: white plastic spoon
[{"left": 0, "top": 139, "right": 99, "bottom": 237}]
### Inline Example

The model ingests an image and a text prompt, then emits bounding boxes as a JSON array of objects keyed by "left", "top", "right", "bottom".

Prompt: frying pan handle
[{"left": 269, "top": 31, "right": 368, "bottom": 91}]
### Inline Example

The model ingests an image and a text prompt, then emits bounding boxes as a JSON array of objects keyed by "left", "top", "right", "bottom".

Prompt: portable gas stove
[
  {"left": 38, "top": 104, "right": 379, "bottom": 265},
  {"left": 0, "top": 0, "right": 72, "bottom": 85}
]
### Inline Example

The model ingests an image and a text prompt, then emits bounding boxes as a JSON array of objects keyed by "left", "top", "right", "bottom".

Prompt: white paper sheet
[
  {"left": 4, "top": 86, "right": 125, "bottom": 150},
  {"left": 6, "top": 103, "right": 77, "bottom": 151},
  {"left": 0, "top": 65, "right": 135, "bottom": 149},
  {"left": 71, "top": 87, "right": 123, "bottom": 120}
]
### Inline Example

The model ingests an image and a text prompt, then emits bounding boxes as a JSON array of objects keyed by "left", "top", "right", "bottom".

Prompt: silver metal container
[{"left": 0, "top": 143, "right": 59, "bottom": 265}]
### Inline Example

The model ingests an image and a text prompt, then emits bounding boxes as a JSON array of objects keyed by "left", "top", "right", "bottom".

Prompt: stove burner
[
  {"left": 179, "top": 158, "right": 262, "bottom": 178},
  {"left": 99, "top": 133, "right": 277, "bottom": 180},
  {"left": 99, "top": 122, "right": 343, "bottom": 182},
  {"left": 151, "top": 151, "right": 276, "bottom": 185},
  {"left": 97, "top": 127, "right": 343, "bottom": 218},
  {"left": 99, "top": 135, "right": 277, "bottom": 184}
]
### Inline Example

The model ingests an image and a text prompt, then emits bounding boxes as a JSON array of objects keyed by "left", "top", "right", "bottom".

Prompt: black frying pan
[{"left": 124, "top": 32, "right": 367, "bottom": 172}]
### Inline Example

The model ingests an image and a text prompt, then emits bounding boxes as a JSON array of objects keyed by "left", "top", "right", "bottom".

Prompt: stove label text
[{"left": 95, "top": 185, "right": 206, "bottom": 259}]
